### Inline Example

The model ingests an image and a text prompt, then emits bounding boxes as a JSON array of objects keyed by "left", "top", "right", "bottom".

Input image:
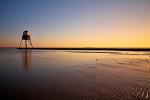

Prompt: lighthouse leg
[
  {"left": 28, "top": 39, "right": 33, "bottom": 48},
  {"left": 25, "top": 40, "right": 27, "bottom": 48},
  {"left": 19, "top": 39, "right": 23, "bottom": 48}
]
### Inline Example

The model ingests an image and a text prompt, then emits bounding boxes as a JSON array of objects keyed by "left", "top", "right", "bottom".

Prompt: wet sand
[{"left": 0, "top": 49, "right": 150, "bottom": 99}]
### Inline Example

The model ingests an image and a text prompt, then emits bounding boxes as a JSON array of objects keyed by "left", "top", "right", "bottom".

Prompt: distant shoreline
[{"left": 17, "top": 48, "right": 150, "bottom": 51}]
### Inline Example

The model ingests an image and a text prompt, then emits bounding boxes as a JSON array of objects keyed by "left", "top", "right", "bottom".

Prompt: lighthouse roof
[{"left": 23, "top": 30, "right": 30, "bottom": 35}]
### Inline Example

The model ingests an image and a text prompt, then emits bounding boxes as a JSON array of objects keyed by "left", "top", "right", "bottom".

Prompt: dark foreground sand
[{"left": 0, "top": 49, "right": 150, "bottom": 99}]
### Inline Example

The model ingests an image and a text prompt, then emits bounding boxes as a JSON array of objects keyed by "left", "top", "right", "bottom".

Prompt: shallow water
[{"left": 0, "top": 48, "right": 150, "bottom": 99}]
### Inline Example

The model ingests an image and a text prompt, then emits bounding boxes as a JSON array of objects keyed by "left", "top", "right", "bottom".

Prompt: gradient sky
[{"left": 0, "top": 0, "right": 150, "bottom": 47}]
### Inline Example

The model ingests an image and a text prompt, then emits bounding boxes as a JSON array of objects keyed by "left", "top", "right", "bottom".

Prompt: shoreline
[{"left": 17, "top": 48, "right": 150, "bottom": 51}]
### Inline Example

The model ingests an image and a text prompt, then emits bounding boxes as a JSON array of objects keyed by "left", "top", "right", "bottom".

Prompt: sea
[{"left": 0, "top": 48, "right": 150, "bottom": 100}]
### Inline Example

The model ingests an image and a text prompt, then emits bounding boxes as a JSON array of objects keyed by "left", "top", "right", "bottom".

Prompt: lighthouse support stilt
[
  {"left": 19, "top": 39, "right": 22, "bottom": 48},
  {"left": 25, "top": 40, "right": 27, "bottom": 48},
  {"left": 28, "top": 39, "right": 33, "bottom": 48}
]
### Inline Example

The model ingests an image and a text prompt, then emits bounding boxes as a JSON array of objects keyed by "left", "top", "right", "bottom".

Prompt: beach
[{"left": 0, "top": 48, "right": 150, "bottom": 99}]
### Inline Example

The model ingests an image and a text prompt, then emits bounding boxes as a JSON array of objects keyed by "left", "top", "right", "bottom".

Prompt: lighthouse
[{"left": 19, "top": 30, "right": 33, "bottom": 48}]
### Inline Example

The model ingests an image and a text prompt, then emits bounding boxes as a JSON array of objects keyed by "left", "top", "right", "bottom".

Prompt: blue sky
[{"left": 0, "top": 0, "right": 150, "bottom": 47}]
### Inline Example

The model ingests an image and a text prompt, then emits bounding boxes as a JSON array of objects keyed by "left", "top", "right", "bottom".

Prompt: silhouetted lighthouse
[{"left": 19, "top": 30, "right": 33, "bottom": 48}]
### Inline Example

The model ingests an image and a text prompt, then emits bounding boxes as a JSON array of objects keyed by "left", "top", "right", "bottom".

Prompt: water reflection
[{"left": 22, "top": 49, "right": 31, "bottom": 70}]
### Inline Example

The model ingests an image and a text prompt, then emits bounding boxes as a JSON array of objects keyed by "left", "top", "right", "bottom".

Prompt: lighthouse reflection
[{"left": 22, "top": 49, "right": 31, "bottom": 71}]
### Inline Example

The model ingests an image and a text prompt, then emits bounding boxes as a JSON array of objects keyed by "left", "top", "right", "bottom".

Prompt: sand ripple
[{"left": 37, "top": 60, "right": 150, "bottom": 100}]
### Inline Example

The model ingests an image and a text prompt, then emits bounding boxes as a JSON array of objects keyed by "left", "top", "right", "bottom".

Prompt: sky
[{"left": 0, "top": 0, "right": 150, "bottom": 47}]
